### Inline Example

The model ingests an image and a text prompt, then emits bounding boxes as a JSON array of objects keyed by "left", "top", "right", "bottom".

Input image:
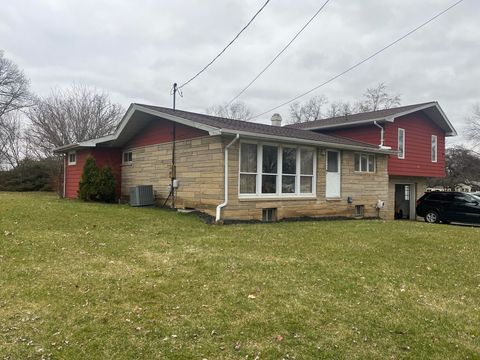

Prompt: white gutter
[{"left": 216, "top": 134, "right": 240, "bottom": 222}]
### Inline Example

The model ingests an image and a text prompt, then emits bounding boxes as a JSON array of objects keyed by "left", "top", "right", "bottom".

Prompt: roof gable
[{"left": 287, "top": 102, "right": 457, "bottom": 136}]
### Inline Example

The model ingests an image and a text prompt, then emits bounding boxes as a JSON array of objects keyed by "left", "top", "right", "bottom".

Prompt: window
[
  {"left": 123, "top": 151, "right": 133, "bottom": 164},
  {"left": 68, "top": 151, "right": 76, "bottom": 165},
  {"left": 354, "top": 153, "right": 375, "bottom": 172},
  {"left": 239, "top": 142, "right": 316, "bottom": 197},
  {"left": 398, "top": 128, "right": 405, "bottom": 159},
  {"left": 431, "top": 135, "right": 437, "bottom": 163},
  {"left": 240, "top": 143, "right": 258, "bottom": 194},
  {"left": 404, "top": 185, "right": 410, "bottom": 201}
]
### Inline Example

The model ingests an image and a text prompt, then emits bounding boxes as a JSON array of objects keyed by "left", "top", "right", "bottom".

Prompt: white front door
[{"left": 326, "top": 150, "right": 341, "bottom": 198}]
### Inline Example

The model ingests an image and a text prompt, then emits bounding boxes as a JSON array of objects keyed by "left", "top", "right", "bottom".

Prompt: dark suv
[{"left": 416, "top": 192, "right": 480, "bottom": 224}]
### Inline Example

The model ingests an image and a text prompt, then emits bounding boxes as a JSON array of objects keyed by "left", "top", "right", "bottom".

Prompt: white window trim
[
  {"left": 67, "top": 151, "right": 76, "bottom": 165},
  {"left": 122, "top": 150, "right": 133, "bottom": 165},
  {"left": 354, "top": 153, "right": 376, "bottom": 173},
  {"left": 238, "top": 141, "right": 317, "bottom": 199},
  {"left": 398, "top": 128, "right": 405, "bottom": 159},
  {"left": 431, "top": 135, "right": 438, "bottom": 163}
]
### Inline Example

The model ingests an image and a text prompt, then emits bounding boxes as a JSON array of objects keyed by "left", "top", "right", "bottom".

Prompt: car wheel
[{"left": 424, "top": 210, "right": 440, "bottom": 223}]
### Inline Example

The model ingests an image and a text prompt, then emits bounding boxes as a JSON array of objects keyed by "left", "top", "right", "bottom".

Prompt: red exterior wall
[
  {"left": 64, "top": 148, "right": 122, "bottom": 199},
  {"left": 126, "top": 118, "right": 208, "bottom": 148},
  {"left": 65, "top": 149, "right": 90, "bottom": 199},
  {"left": 384, "top": 113, "right": 445, "bottom": 177},
  {"left": 322, "top": 112, "right": 446, "bottom": 178},
  {"left": 324, "top": 124, "right": 381, "bottom": 146},
  {"left": 64, "top": 118, "right": 207, "bottom": 199}
]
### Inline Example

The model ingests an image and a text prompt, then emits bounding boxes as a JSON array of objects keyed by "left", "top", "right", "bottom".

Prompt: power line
[
  {"left": 249, "top": 0, "right": 465, "bottom": 120},
  {"left": 178, "top": 0, "right": 271, "bottom": 90},
  {"left": 227, "top": 0, "right": 331, "bottom": 105}
]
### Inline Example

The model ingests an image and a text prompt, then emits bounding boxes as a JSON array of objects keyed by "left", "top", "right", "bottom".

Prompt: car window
[
  {"left": 427, "top": 193, "right": 454, "bottom": 201},
  {"left": 455, "top": 194, "right": 478, "bottom": 203}
]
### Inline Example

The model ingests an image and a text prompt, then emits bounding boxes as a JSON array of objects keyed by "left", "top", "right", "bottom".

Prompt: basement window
[
  {"left": 67, "top": 151, "right": 76, "bottom": 165},
  {"left": 123, "top": 151, "right": 133, "bottom": 164},
  {"left": 355, "top": 205, "right": 365, "bottom": 217},
  {"left": 262, "top": 208, "right": 277, "bottom": 222}
]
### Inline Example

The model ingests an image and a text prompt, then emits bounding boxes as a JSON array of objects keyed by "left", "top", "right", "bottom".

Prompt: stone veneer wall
[
  {"left": 222, "top": 138, "right": 390, "bottom": 221},
  {"left": 122, "top": 134, "right": 391, "bottom": 221},
  {"left": 121, "top": 135, "right": 224, "bottom": 215}
]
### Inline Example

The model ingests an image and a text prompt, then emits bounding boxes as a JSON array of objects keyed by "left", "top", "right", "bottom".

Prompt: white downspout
[
  {"left": 373, "top": 121, "right": 384, "bottom": 147},
  {"left": 63, "top": 154, "right": 67, "bottom": 198},
  {"left": 216, "top": 134, "right": 240, "bottom": 222}
]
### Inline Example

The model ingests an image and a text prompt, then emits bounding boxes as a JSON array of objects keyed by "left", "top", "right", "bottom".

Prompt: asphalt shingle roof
[
  {"left": 286, "top": 102, "right": 437, "bottom": 130},
  {"left": 136, "top": 104, "right": 381, "bottom": 149}
]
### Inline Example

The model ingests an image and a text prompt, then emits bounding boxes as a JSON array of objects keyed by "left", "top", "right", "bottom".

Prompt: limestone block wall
[
  {"left": 121, "top": 135, "right": 224, "bottom": 215},
  {"left": 222, "top": 138, "right": 390, "bottom": 221}
]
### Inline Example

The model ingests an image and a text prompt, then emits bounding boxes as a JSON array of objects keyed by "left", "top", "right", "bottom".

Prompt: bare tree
[
  {"left": 206, "top": 101, "right": 252, "bottom": 120},
  {"left": 466, "top": 104, "right": 480, "bottom": 148},
  {"left": 326, "top": 101, "right": 355, "bottom": 118},
  {"left": 0, "top": 112, "right": 26, "bottom": 169},
  {"left": 358, "top": 82, "right": 401, "bottom": 112},
  {"left": 0, "top": 51, "right": 32, "bottom": 119},
  {"left": 0, "top": 51, "right": 33, "bottom": 169},
  {"left": 289, "top": 95, "right": 328, "bottom": 123},
  {"left": 27, "top": 84, "right": 124, "bottom": 156}
]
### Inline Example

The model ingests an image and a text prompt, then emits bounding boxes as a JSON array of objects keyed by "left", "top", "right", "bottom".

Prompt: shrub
[
  {"left": 78, "top": 156, "right": 116, "bottom": 203},
  {"left": 0, "top": 158, "right": 60, "bottom": 192},
  {"left": 78, "top": 157, "right": 99, "bottom": 201},
  {"left": 97, "top": 166, "right": 116, "bottom": 203}
]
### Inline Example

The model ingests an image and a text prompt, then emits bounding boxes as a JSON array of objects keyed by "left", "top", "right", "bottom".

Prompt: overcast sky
[{"left": 1, "top": 0, "right": 478, "bottom": 145}]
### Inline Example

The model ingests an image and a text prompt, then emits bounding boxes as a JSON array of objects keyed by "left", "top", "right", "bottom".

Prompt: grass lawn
[{"left": 0, "top": 192, "right": 479, "bottom": 359}]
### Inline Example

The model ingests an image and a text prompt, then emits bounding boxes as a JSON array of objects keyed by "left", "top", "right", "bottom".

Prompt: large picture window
[{"left": 239, "top": 142, "right": 316, "bottom": 197}]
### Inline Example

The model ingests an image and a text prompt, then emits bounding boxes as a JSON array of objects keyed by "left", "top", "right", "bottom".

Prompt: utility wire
[
  {"left": 249, "top": 0, "right": 464, "bottom": 120},
  {"left": 178, "top": 0, "right": 271, "bottom": 90},
  {"left": 227, "top": 0, "right": 331, "bottom": 105}
]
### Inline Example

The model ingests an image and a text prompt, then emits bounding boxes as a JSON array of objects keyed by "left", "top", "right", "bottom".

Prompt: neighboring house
[
  {"left": 289, "top": 102, "right": 457, "bottom": 220},
  {"left": 54, "top": 101, "right": 456, "bottom": 222},
  {"left": 54, "top": 104, "right": 395, "bottom": 222}
]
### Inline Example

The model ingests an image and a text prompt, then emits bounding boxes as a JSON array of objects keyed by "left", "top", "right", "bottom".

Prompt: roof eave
[{"left": 219, "top": 129, "right": 394, "bottom": 154}]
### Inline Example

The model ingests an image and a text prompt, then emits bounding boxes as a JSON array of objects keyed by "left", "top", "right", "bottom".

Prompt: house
[
  {"left": 288, "top": 102, "right": 457, "bottom": 220},
  {"left": 54, "top": 101, "right": 456, "bottom": 222}
]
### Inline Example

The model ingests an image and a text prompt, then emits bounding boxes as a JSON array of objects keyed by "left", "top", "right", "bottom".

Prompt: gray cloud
[{"left": 1, "top": 0, "right": 478, "bottom": 145}]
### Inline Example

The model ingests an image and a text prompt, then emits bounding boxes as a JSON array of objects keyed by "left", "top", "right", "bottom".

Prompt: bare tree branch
[
  {"left": 358, "top": 82, "right": 401, "bottom": 112},
  {"left": 206, "top": 101, "right": 252, "bottom": 120},
  {"left": 466, "top": 104, "right": 480, "bottom": 149},
  {"left": 289, "top": 95, "right": 328, "bottom": 123},
  {"left": 26, "top": 84, "right": 124, "bottom": 156}
]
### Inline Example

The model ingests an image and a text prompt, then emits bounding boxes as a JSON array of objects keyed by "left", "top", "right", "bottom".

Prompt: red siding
[
  {"left": 65, "top": 149, "right": 90, "bottom": 199},
  {"left": 127, "top": 118, "right": 208, "bottom": 148},
  {"left": 64, "top": 148, "right": 122, "bottom": 199},
  {"left": 384, "top": 113, "right": 445, "bottom": 177},
  {"left": 324, "top": 124, "right": 381, "bottom": 146},
  {"left": 320, "top": 112, "right": 446, "bottom": 178}
]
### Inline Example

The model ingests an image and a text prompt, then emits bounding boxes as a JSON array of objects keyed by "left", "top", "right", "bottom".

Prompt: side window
[
  {"left": 123, "top": 151, "right": 133, "bottom": 164},
  {"left": 431, "top": 135, "right": 437, "bottom": 163},
  {"left": 398, "top": 128, "right": 405, "bottom": 159},
  {"left": 68, "top": 151, "right": 76, "bottom": 165}
]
